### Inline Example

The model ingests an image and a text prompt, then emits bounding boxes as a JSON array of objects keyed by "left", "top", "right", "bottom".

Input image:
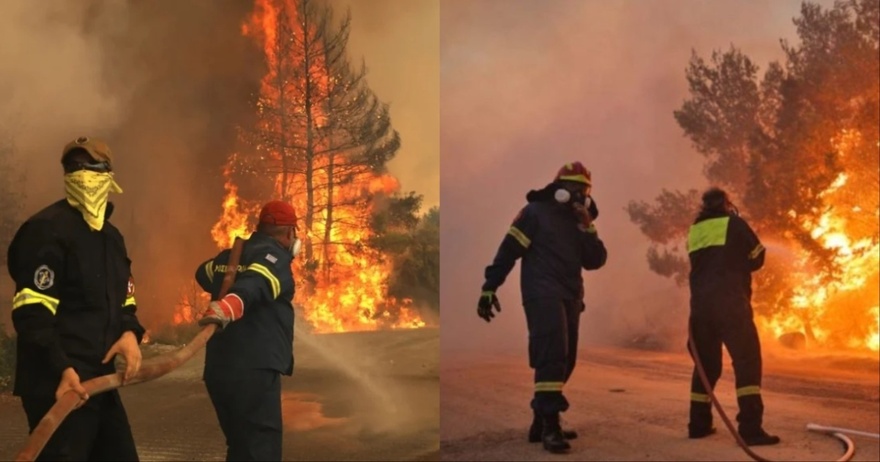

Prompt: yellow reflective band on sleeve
[
  {"left": 736, "top": 385, "right": 761, "bottom": 397},
  {"left": 687, "top": 216, "right": 729, "bottom": 253},
  {"left": 535, "top": 381, "right": 564, "bottom": 392},
  {"left": 247, "top": 263, "right": 281, "bottom": 299},
  {"left": 123, "top": 296, "right": 136, "bottom": 308},
  {"left": 205, "top": 261, "right": 215, "bottom": 283},
  {"left": 749, "top": 243, "right": 765, "bottom": 259},
  {"left": 508, "top": 226, "right": 531, "bottom": 248},
  {"left": 12, "top": 288, "right": 60, "bottom": 315},
  {"left": 690, "top": 392, "right": 711, "bottom": 403}
]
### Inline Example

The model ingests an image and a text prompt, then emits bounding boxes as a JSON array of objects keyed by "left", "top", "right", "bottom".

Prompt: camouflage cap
[{"left": 61, "top": 136, "right": 114, "bottom": 167}]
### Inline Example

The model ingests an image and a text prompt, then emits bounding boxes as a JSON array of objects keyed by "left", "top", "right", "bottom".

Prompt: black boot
[
  {"left": 741, "top": 429, "right": 781, "bottom": 446},
  {"left": 688, "top": 401, "right": 715, "bottom": 439},
  {"left": 529, "top": 412, "right": 578, "bottom": 443},
  {"left": 541, "top": 414, "right": 571, "bottom": 454}
]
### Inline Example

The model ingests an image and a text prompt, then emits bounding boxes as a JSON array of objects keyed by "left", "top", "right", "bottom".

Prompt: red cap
[{"left": 259, "top": 200, "right": 298, "bottom": 228}]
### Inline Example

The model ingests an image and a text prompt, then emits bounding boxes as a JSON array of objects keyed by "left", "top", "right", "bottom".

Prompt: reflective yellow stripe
[
  {"left": 687, "top": 217, "right": 729, "bottom": 253},
  {"left": 690, "top": 392, "right": 711, "bottom": 403},
  {"left": 12, "top": 288, "right": 60, "bottom": 315},
  {"left": 749, "top": 243, "right": 765, "bottom": 259},
  {"left": 247, "top": 263, "right": 280, "bottom": 299},
  {"left": 585, "top": 223, "right": 597, "bottom": 234},
  {"left": 124, "top": 296, "right": 136, "bottom": 307},
  {"left": 736, "top": 385, "right": 761, "bottom": 397},
  {"left": 205, "top": 261, "right": 215, "bottom": 283},
  {"left": 508, "top": 226, "right": 531, "bottom": 248},
  {"left": 558, "top": 174, "right": 590, "bottom": 184},
  {"left": 535, "top": 381, "right": 564, "bottom": 392}
]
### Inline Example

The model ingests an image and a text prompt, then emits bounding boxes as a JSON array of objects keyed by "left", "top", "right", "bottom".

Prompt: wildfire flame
[
  {"left": 177, "top": 0, "right": 426, "bottom": 334},
  {"left": 759, "top": 129, "right": 880, "bottom": 352}
]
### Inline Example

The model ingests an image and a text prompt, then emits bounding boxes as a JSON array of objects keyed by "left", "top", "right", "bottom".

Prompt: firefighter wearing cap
[
  {"left": 686, "top": 187, "right": 779, "bottom": 446},
  {"left": 6, "top": 136, "right": 145, "bottom": 461},
  {"left": 478, "top": 161, "right": 607, "bottom": 454},
  {"left": 194, "top": 200, "right": 300, "bottom": 461}
]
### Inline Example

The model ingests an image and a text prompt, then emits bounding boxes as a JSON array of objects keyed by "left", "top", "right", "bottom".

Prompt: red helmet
[
  {"left": 259, "top": 200, "right": 298, "bottom": 229},
  {"left": 555, "top": 162, "right": 592, "bottom": 186}
]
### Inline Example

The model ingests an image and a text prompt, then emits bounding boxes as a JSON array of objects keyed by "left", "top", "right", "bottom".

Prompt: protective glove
[
  {"left": 477, "top": 290, "right": 501, "bottom": 323},
  {"left": 198, "top": 294, "right": 244, "bottom": 331}
]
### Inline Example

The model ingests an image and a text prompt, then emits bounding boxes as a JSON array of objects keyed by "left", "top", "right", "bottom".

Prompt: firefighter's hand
[
  {"left": 56, "top": 367, "right": 89, "bottom": 408},
  {"left": 103, "top": 331, "right": 142, "bottom": 384},
  {"left": 198, "top": 295, "right": 244, "bottom": 331},
  {"left": 573, "top": 203, "right": 594, "bottom": 229},
  {"left": 477, "top": 291, "right": 501, "bottom": 322}
]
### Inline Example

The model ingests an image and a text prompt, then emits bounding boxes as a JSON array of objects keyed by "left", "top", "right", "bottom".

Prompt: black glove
[{"left": 478, "top": 290, "right": 501, "bottom": 322}]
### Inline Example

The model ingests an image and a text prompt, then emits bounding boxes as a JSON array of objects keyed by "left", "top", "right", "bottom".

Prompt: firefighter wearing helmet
[
  {"left": 195, "top": 200, "right": 301, "bottom": 461},
  {"left": 478, "top": 161, "right": 608, "bottom": 454},
  {"left": 7, "top": 137, "right": 144, "bottom": 460},
  {"left": 686, "top": 187, "right": 779, "bottom": 446}
]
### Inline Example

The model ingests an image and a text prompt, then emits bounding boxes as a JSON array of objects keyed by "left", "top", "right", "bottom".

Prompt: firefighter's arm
[
  {"left": 579, "top": 223, "right": 608, "bottom": 270},
  {"left": 482, "top": 206, "right": 538, "bottom": 292},
  {"left": 8, "top": 221, "right": 74, "bottom": 378},
  {"left": 735, "top": 217, "right": 765, "bottom": 271},
  {"left": 194, "top": 249, "right": 230, "bottom": 295}
]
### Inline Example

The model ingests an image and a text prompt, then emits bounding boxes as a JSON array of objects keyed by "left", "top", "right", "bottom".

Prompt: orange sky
[{"left": 440, "top": 0, "right": 836, "bottom": 354}]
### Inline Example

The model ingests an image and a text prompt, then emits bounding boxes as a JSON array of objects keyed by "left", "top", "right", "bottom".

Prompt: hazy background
[
  {"left": 439, "top": 0, "right": 835, "bottom": 355},
  {"left": 0, "top": 0, "right": 439, "bottom": 329}
]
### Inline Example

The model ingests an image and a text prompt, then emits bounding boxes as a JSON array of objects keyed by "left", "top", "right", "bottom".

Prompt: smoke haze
[
  {"left": 0, "top": 0, "right": 439, "bottom": 329},
  {"left": 440, "top": 0, "right": 835, "bottom": 356}
]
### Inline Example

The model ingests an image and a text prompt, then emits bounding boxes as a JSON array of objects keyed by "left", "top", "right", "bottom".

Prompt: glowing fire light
[
  {"left": 759, "top": 129, "right": 880, "bottom": 352},
  {"left": 178, "top": 0, "right": 426, "bottom": 334}
]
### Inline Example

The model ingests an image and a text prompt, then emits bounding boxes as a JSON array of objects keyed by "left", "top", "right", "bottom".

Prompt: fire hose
[
  {"left": 14, "top": 237, "right": 245, "bottom": 462},
  {"left": 687, "top": 320, "right": 856, "bottom": 462}
]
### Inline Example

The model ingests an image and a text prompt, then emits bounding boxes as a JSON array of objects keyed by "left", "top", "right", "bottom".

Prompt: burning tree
[
  {"left": 204, "top": 0, "right": 426, "bottom": 333},
  {"left": 627, "top": 0, "right": 879, "bottom": 352}
]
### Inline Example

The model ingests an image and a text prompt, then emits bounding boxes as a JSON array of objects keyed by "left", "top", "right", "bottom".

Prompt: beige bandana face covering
[{"left": 64, "top": 170, "right": 123, "bottom": 231}]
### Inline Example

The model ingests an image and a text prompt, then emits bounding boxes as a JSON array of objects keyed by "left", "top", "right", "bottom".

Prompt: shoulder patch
[
  {"left": 127, "top": 277, "right": 136, "bottom": 297},
  {"left": 265, "top": 253, "right": 278, "bottom": 264},
  {"left": 34, "top": 265, "right": 55, "bottom": 290}
]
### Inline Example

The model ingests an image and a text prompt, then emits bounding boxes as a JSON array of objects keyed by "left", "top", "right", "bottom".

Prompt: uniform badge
[
  {"left": 127, "top": 277, "right": 136, "bottom": 297},
  {"left": 265, "top": 253, "right": 278, "bottom": 264},
  {"left": 34, "top": 265, "right": 55, "bottom": 290}
]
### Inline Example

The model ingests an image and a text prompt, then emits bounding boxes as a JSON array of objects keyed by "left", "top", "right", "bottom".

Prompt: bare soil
[{"left": 440, "top": 345, "right": 879, "bottom": 461}]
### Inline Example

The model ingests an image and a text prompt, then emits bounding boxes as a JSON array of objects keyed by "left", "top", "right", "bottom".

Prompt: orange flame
[{"left": 198, "top": 0, "right": 426, "bottom": 333}]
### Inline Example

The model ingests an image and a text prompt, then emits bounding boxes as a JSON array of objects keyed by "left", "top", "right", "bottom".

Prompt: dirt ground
[
  {"left": 0, "top": 327, "right": 439, "bottom": 461},
  {"left": 440, "top": 344, "right": 879, "bottom": 461}
]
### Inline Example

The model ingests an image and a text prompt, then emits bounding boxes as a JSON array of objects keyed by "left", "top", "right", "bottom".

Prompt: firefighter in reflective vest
[
  {"left": 686, "top": 187, "right": 779, "bottom": 446},
  {"left": 478, "top": 162, "right": 607, "bottom": 454},
  {"left": 195, "top": 200, "right": 300, "bottom": 461},
  {"left": 7, "top": 137, "right": 145, "bottom": 461}
]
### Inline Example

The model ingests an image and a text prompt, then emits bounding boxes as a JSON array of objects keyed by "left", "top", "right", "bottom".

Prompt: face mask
[
  {"left": 290, "top": 238, "right": 302, "bottom": 258},
  {"left": 554, "top": 187, "right": 591, "bottom": 208},
  {"left": 64, "top": 170, "right": 123, "bottom": 231}
]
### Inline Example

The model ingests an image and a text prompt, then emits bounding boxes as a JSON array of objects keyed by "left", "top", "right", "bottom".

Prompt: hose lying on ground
[
  {"left": 14, "top": 237, "right": 245, "bottom": 462},
  {"left": 688, "top": 320, "right": 856, "bottom": 462}
]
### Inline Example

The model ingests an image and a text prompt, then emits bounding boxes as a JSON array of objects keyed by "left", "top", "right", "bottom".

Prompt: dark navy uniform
[
  {"left": 482, "top": 199, "right": 607, "bottom": 416},
  {"left": 195, "top": 231, "right": 295, "bottom": 461},
  {"left": 7, "top": 200, "right": 144, "bottom": 461},
  {"left": 687, "top": 210, "right": 767, "bottom": 438}
]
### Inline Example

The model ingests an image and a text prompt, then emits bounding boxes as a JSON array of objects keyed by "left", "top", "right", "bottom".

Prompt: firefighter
[
  {"left": 7, "top": 137, "right": 145, "bottom": 461},
  {"left": 195, "top": 200, "right": 299, "bottom": 462},
  {"left": 478, "top": 161, "right": 608, "bottom": 454},
  {"left": 686, "top": 187, "right": 779, "bottom": 446}
]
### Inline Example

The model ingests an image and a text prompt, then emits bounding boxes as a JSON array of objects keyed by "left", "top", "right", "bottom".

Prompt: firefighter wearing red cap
[
  {"left": 686, "top": 187, "right": 779, "bottom": 446},
  {"left": 7, "top": 137, "right": 144, "bottom": 461},
  {"left": 478, "top": 161, "right": 607, "bottom": 454},
  {"left": 194, "top": 200, "right": 301, "bottom": 461}
]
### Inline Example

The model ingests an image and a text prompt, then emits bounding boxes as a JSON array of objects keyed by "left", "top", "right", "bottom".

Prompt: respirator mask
[
  {"left": 290, "top": 238, "right": 302, "bottom": 258},
  {"left": 553, "top": 186, "right": 592, "bottom": 209}
]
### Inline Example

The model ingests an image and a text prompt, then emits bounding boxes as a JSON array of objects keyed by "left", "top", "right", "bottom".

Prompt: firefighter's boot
[
  {"left": 541, "top": 414, "right": 571, "bottom": 454},
  {"left": 737, "top": 394, "right": 780, "bottom": 446},
  {"left": 529, "top": 411, "right": 578, "bottom": 442},
  {"left": 688, "top": 401, "right": 715, "bottom": 439}
]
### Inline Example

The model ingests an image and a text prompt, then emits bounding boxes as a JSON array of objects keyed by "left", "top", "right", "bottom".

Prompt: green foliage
[{"left": 369, "top": 194, "right": 440, "bottom": 311}]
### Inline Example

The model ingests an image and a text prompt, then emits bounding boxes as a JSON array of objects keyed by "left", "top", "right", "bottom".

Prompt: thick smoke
[
  {"left": 0, "top": 0, "right": 260, "bottom": 328},
  {"left": 440, "top": 0, "right": 836, "bottom": 356}
]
